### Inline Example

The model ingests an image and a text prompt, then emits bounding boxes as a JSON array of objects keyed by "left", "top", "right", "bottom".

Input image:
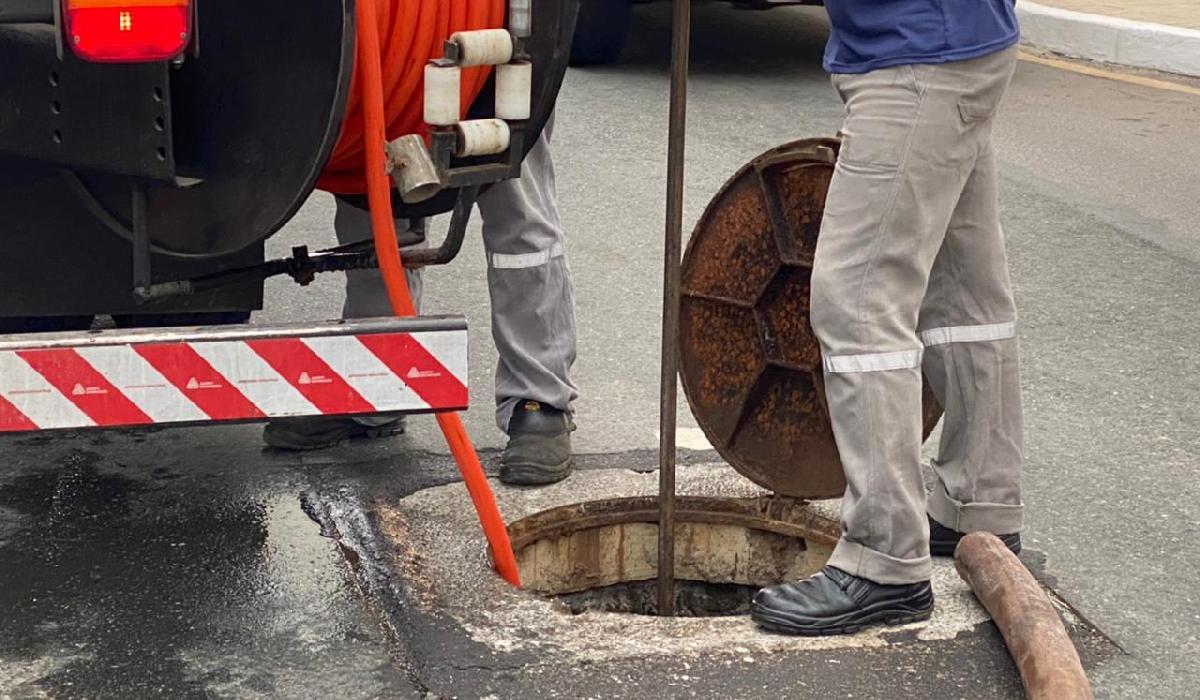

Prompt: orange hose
[
  {"left": 320, "top": 0, "right": 505, "bottom": 194},
  {"left": 352, "top": 0, "right": 522, "bottom": 588}
]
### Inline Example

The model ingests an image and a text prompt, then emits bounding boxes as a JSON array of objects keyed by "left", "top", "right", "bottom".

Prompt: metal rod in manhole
[{"left": 657, "top": 0, "right": 693, "bottom": 618}]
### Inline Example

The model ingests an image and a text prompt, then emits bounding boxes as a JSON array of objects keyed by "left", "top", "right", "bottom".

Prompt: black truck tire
[{"left": 570, "top": 0, "right": 633, "bottom": 66}]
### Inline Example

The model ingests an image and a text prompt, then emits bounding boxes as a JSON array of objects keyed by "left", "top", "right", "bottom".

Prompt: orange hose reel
[{"left": 320, "top": 0, "right": 506, "bottom": 194}]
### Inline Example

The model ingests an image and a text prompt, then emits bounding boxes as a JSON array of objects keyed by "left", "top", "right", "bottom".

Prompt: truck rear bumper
[{"left": 0, "top": 316, "right": 468, "bottom": 433}]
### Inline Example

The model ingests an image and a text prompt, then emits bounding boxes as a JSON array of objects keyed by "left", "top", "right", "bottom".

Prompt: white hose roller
[
  {"left": 455, "top": 119, "right": 511, "bottom": 157},
  {"left": 424, "top": 64, "right": 461, "bottom": 126},
  {"left": 495, "top": 61, "right": 532, "bottom": 121},
  {"left": 449, "top": 29, "right": 514, "bottom": 67}
]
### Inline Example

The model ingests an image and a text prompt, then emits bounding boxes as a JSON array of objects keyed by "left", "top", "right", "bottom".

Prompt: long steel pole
[{"left": 657, "top": 0, "right": 691, "bottom": 618}]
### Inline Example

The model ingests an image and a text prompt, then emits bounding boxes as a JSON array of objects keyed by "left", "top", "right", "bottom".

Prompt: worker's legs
[
  {"left": 477, "top": 119, "right": 579, "bottom": 430},
  {"left": 813, "top": 47, "right": 1018, "bottom": 586},
  {"left": 266, "top": 124, "right": 578, "bottom": 475},
  {"left": 477, "top": 117, "right": 580, "bottom": 485},
  {"left": 920, "top": 142, "right": 1024, "bottom": 545},
  {"left": 336, "top": 198, "right": 426, "bottom": 320},
  {"left": 330, "top": 124, "right": 579, "bottom": 434},
  {"left": 261, "top": 199, "right": 426, "bottom": 449},
  {"left": 333, "top": 200, "right": 427, "bottom": 426},
  {"left": 752, "top": 46, "right": 1019, "bottom": 636}
]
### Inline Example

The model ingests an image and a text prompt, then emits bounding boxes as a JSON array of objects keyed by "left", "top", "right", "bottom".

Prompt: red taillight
[{"left": 63, "top": 0, "right": 192, "bottom": 63}]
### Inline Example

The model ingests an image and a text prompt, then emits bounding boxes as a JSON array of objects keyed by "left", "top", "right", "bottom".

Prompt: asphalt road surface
[{"left": 3, "top": 3, "right": 1199, "bottom": 698}]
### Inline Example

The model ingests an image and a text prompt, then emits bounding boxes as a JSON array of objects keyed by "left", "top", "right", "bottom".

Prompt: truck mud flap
[{"left": 0, "top": 316, "right": 467, "bottom": 433}]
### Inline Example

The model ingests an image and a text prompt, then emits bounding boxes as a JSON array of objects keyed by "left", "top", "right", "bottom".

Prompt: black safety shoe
[
  {"left": 928, "top": 516, "right": 1022, "bottom": 557},
  {"left": 263, "top": 416, "right": 406, "bottom": 451},
  {"left": 751, "top": 566, "right": 934, "bottom": 636},
  {"left": 499, "top": 400, "right": 574, "bottom": 486}
]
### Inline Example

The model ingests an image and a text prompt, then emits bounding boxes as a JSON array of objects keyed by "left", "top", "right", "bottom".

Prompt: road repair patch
[{"left": 353, "top": 465, "right": 1091, "bottom": 663}]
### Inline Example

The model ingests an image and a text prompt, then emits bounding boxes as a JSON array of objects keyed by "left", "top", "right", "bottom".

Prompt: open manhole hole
[{"left": 507, "top": 495, "right": 840, "bottom": 617}]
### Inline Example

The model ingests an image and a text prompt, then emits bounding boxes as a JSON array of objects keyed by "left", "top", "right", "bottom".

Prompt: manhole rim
[{"left": 507, "top": 494, "right": 840, "bottom": 551}]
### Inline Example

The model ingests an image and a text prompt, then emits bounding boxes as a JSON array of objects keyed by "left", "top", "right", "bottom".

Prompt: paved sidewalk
[
  {"left": 1018, "top": 0, "right": 1200, "bottom": 77},
  {"left": 1036, "top": 0, "right": 1199, "bottom": 30}
]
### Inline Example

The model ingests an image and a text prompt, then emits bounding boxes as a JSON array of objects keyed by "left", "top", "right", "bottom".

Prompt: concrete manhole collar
[{"left": 508, "top": 495, "right": 839, "bottom": 617}]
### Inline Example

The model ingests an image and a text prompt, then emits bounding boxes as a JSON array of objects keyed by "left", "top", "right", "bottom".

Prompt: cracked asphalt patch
[
  {"left": 0, "top": 429, "right": 417, "bottom": 700},
  {"left": 323, "top": 463, "right": 1120, "bottom": 699}
]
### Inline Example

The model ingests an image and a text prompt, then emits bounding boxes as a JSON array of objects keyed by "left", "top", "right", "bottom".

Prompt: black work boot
[
  {"left": 751, "top": 566, "right": 934, "bottom": 636},
  {"left": 499, "top": 400, "right": 574, "bottom": 486},
  {"left": 928, "top": 516, "right": 1022, "bottom": 557},
  {"left": 263, "top": 416, "right": 406, "bottom": 451}
]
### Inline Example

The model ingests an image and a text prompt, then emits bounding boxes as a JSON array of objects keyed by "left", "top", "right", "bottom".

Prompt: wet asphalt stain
[
  {"left": 0, "top": 430, "right": 416, "bottom": 699},
  {"left": 0, "top": 449, "right": 271, "bottom": 698}
]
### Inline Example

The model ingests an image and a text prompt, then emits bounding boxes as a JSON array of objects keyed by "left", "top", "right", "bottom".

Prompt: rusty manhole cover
[{"left": 680, "top": 138, "right": 943, "bottom": 499}]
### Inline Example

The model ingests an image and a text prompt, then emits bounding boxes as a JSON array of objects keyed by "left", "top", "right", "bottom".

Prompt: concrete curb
[{"left": 1018, "top": 1, "right": 1200, "bottom": 78}]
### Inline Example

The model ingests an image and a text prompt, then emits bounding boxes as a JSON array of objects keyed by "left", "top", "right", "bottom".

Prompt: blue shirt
[{"left": 823, "top": 0, "right": 1020, "bottom": 74}]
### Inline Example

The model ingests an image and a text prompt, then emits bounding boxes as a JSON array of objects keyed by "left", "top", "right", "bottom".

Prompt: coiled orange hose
[
  {"left": 350, "top": 0, "right": 522, "bottom": 587},
  {"left": 319, "top": 0, "right": 506, "bottom": 194}
]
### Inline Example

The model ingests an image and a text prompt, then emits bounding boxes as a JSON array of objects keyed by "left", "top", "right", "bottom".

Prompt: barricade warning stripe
[{"left": 0, "top": 327, "right": 469, "bottom": 433}]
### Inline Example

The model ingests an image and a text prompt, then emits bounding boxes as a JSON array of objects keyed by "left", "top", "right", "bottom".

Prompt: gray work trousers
[
  {"left": 813, "top": 46, "right": 1024, "bottom": 585},
  {"left": 335, "top": 124, "right": 579, "bottom": 432}
]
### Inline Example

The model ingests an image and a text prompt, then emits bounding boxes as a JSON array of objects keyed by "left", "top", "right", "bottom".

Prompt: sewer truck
[{"left": 0, "top": 0, "right": 578, "bottom": 433}]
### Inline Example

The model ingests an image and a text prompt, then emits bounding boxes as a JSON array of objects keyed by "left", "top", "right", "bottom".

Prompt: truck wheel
[{"left": 570, "top": 0, "right": 633, "bottom": 66}]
